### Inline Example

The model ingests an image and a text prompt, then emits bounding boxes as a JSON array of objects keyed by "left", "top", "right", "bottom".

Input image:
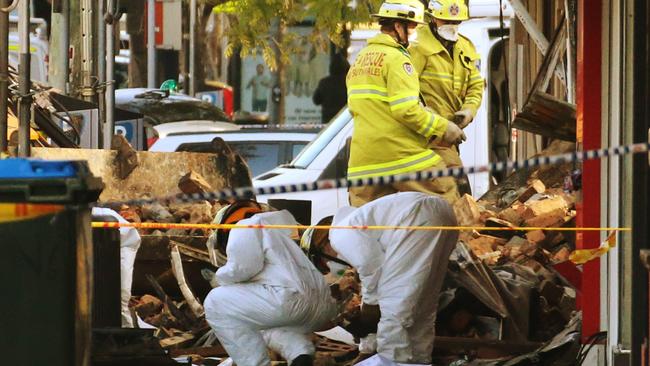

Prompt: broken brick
[
  {"left": 178, "top": 170, "right": 214, "bottom": 195},
  {"left": 521, "top": 196, "right": 568, "bottom": 221},
  {"left": 526, "top": 230, "right": 547, "bottom": 245},
  {"left": 516, "top": 179, "right": 546, "bottom": 204},
  {"left": 523, "top": 208, "right": 567, "bottom": 228},
  {"left": 552, "top": 246, "right": 571, "bottom": 263},
  {"left": 135, "top": 294, "right": 164, "bottom": 318},
  {"left": 453, "top": 194, "right": 481, "bottom": 226}
]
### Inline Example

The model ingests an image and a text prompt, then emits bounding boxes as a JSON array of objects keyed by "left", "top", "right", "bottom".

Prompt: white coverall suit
[
  {"left": 329, "top": 192, "right": 458, "bottom": 365},
  {"left": 91, "top": 207, "right": 142, "bottom": 328},
  {"left": 203, "top": 210, "right": 337, "bottom": 366}
]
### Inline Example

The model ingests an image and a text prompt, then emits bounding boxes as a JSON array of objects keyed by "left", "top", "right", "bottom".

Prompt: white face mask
[
  {"left": 408, "top": 28, "right": 418, "bottom": 43},
  {"left": 327, "top": 261, "right": 349, "bottom": 277},
  {"left": 437, "top": 24, "right": 460, "bottom": 42}
]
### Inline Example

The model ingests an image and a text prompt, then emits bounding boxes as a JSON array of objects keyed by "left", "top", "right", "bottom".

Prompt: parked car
[
  {"left": 149, "top": 124, "right": 319, "bottom": 177},
  {"left": 151, "top": 120, "right": 240, "bottom": 139},
  {"left": 115, "top": 88, "right": 233, "bottom": 147}
]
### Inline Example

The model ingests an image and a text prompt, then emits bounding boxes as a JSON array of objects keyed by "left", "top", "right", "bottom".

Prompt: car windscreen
[
  {"left": 291, "top": 143, "right": 308, "bottom": 159},
  {"left": 228, "top": 142, "right": 282, "bottom": 177},
  {"left": 176, "top": 141, "right": 283, "bottom": 177},
  {"left": 291, "top": 108, "right": 352, "bottom": 169}
]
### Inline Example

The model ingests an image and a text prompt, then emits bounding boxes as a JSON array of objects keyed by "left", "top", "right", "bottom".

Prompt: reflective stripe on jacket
[
  {"left": 346, "top": 33, "right": 447, "bottom": 180},
  {"left": 409, "top": 25, "right": 484, "bottom": 121}
]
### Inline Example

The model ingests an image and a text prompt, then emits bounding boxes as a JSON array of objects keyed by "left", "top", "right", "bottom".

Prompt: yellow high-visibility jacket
[
  {"left": 409, "top": 25, "right": 484, "bottom": 121},
  {"left": 346, "top": 34, "right": 448, "bottom": 180}
]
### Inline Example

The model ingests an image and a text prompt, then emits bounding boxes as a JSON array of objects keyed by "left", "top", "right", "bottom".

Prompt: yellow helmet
[
  {"left": 428, "top": 0, "right": 469, "bottom": 21},
  {"left": 373, "top": 0, "right": 427, "bottom": 24}
]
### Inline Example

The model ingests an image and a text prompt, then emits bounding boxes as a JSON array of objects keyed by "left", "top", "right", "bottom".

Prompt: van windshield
[{"left": 291, "top": 108, "right": 352, "bottom": 169}]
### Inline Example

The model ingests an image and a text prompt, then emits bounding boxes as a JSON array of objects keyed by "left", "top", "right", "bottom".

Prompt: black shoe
[{"left": 290, "top": 354, "right": 313, "bottom": 366}]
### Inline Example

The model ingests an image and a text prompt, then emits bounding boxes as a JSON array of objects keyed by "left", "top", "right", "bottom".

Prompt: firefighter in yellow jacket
[
  {"left": 346, "top": 0, "right": 466, "bottom": 207},
  {"left": 410, "top": 0, "right": 484, "bottom": 197}
]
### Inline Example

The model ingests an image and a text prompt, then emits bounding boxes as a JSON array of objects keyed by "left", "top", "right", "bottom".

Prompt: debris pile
[
  {"left": 454, "top": 178, "right": 577, "bottom": 267},
  {"left": 119, "top": 163, "right": 581, "bottom": 363},
  {"left": 129, "top": 278, "right": 360, "bottom": 364}
]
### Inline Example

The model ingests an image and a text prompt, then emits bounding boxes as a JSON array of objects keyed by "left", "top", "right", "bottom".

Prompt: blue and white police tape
[
  {"left": 100, "top": 141, "right": 650, "bottom": 207},
  {"left": 237, "top": 124, "right": 326, "bottom": 130}
]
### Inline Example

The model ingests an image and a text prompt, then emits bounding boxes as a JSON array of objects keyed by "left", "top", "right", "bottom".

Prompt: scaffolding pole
[{"left": 17, "top": 0, "right": 31, "bottom": 157}]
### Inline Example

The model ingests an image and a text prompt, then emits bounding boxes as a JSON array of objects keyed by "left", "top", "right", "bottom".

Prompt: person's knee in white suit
[{"left": 203, "top": 200, "right": 337, "bottom": 366}]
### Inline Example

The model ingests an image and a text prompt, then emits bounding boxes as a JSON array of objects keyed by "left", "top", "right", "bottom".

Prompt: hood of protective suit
[
  {"left": 215, "top": 210, "right": 331, "bottom": 295},
  {"left": 333, "top": 206, "right": 357, "bottom": 225}
]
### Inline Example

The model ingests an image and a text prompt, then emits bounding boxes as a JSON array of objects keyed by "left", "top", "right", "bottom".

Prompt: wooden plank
[
  {"left": 170, "top": 245, "right": 205, "bottom": 318},
  {"left": 170, "top": 240, "right": 211, "bottom": 263},
  {"left": 145, "top": 274, "right": 197, "bottom": 328},
  {"left": 433, "top": 336, "right": 541, "bottom": 358},
  {"left": 159, "top": 333, "right": 195, "bottom": 350},
  {"left": 513, "top": 92, "right": 576, "bottom": 141},
  {"left": 168, "top": 345, "right": 228, "bottom": 358}
]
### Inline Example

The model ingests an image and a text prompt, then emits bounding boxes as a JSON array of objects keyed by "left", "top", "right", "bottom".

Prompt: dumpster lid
[{"left": 0, "top": 159, "right": 81, "bottom": 179}]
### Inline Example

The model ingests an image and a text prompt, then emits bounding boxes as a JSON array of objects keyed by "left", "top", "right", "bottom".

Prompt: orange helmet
[{"left": 206, "top": 200, "right": 263, "bottom": 266}]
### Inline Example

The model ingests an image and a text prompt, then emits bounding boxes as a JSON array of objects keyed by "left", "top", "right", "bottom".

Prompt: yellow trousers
[{"left": 349, "top": 159, "right": 459, "bottom": 207}]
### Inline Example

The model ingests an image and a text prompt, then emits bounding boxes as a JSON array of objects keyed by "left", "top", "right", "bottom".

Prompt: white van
[{"left": 254, "top": 8, "right": 513, "bottom": 224}]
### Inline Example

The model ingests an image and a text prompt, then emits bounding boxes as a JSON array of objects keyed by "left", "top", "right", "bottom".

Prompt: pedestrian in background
[
  {"left": 246, "top": 63, "right": 272, "bottom": 112},
  {"left": 313, "top": 54, "right": 350, "bottom": 123}
]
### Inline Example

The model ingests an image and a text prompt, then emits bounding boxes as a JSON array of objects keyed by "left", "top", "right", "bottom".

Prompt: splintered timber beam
[
  {"left": 170, "top": 245, "right": 205, "bottom": 318},
  {"left": 145, "top": 274, "right": 196, "bottom": 329}
]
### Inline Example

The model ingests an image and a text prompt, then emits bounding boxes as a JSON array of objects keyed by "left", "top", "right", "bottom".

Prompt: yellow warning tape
[
  {"left": 91, "top": 221, "right": 631, "bottom": 232},
  {"left": 569, "top": 231, "right": 617, "bottom": 264}
]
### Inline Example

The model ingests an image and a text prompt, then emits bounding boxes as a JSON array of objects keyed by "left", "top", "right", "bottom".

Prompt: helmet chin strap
[{"left": 394, "top": 20, "right": 410, "bottom": 47}]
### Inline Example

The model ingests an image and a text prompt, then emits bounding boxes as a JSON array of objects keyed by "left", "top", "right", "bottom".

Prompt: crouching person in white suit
[
  {"left": 301, "top": 192, "right": 459, "bottom": 366},
  {"left": 203, "top": 200, "right": 337, "bottom": 366}
]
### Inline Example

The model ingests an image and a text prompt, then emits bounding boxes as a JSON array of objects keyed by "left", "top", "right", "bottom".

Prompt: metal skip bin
[{"left": 0, "top": 159, "right": 103, "bottom": 366}]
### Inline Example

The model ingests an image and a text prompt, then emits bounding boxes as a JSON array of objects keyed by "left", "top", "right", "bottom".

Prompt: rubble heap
[
  {"left": 119, "top": 164, "right": 581, "bottom": 364},
  {"left": 454, "top": 179, "right": 577, "bottom": 267}
]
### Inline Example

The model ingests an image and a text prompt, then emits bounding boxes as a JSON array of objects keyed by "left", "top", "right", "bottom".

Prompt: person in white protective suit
[
  {"left": 91, "top": 207, "right": 141, "bottom": 328},
  {"left": 202, "top": 200, "right": 338, "bottom": 366},
  {"left": 301, "top": 192, "right": 459, "bottom": 366}
]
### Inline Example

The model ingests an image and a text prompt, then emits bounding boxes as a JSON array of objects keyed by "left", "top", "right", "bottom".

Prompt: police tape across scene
[{"left": 96, "top": 141, "right": 650, "bottom": 208}]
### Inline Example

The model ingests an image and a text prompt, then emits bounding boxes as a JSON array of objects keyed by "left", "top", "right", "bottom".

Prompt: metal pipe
[
  {"left": 17, "top": 0, "right": 30, "bottom": 156},
  {"left": 189, "top": 0, "right": 196, "bottom": 96},
  {"left": 0, "top": 0, "right": 8, "bottom": 152},
  {"left": 50, "top": 0, "right": 70, "bottom": 93},
  {"left": 147, "top": 0, "right": 155, "bottom": 88},
  {"left": 80, "top": 0, "right": 95, "bottom": 102},
  {"left": 1, "top": 0, "right": 19, "bottom": 13},
  {"left": 104, "top": 0, "right": 115, "bottom": 149},
  {"left": 97, "top": 0, "right": 106, "bottom": 147}
]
